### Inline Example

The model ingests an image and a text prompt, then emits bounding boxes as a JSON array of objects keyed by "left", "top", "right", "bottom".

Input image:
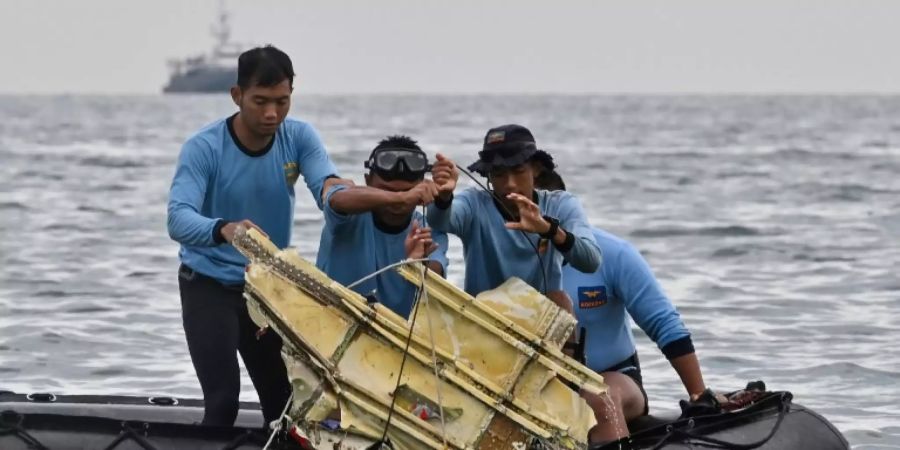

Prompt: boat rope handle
[
  {"left": 103, "top": 421, "right": 157, "bottom": 450},
  {"left": 649, "top": 392, "right": 791, "bottom": 450},
  {"left": 0, "top": 411, "right": 51, "bottom": 450},
  {"left": 262, "top": 391, "right": 295, "bottom": 450}
]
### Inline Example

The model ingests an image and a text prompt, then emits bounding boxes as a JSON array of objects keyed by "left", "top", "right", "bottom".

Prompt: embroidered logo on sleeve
[
  {"left": 577, "top": 285, "right": 608, "bottom": 309},
  {"left": 284, "top": 162, "right": 299, "bottom": 186}
]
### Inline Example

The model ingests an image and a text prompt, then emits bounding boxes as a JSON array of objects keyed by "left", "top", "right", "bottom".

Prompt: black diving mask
[{"left": 365, "top": 148, "right": 432, "bottom": 177}]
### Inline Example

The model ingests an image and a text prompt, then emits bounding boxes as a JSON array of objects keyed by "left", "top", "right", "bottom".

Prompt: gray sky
[{"left": 2, "top": 0, "right": 899, "bottom": 94}]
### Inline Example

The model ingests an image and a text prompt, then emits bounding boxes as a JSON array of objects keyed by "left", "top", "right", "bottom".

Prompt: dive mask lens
[
  {"left": 374, "top": 150, "right": 401, "bottom": 171},
  {"left": 401, "top": 152, "right": 428, "bottom": 172},
  {"left": 372, "top": 149, "right": 430, "bottom": 173}
]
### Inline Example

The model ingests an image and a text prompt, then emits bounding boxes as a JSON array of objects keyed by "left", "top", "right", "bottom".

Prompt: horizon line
[{"left": 4, "top": 90, "right": 900, "bottom": 97}]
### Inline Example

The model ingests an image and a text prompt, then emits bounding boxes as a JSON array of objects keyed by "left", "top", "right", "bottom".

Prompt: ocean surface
[{"left": 0, "top": 94, "right": 898, "bottom": 448}]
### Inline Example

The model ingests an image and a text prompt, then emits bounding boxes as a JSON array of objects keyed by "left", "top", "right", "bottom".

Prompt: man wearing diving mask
[{"left": 316, "top": 135, "right": 449, "bottom": 318}]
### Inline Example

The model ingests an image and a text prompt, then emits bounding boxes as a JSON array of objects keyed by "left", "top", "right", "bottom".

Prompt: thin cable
[
  {"left": 347, "top": 258, "right": 432, "bottom": 289},
  {"left": 378, "top": 264, "right": 429, "bottom": 445},
  {"left": 454, "top": 164, "right": 549, "bottom": 294},
  {"left": 369, "top": 206, "right": 436, "bottom": 446},
  {"left": 420, "top": 264, "right": 449, "bottom": 447},
  {"left": 412, "top": 205, "right": 448, "bottom": 445}
]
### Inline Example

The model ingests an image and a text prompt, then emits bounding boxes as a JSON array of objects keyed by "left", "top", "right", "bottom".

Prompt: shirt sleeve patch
[
  {"left": 284, "top": 162, "right": 300, "bottom": 186},
  {"left": 578, "top": 285, "right": 608, "bottom": 309}
]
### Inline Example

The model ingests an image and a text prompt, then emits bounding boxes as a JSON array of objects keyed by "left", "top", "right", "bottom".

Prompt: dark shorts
[{"left": 601, "top": 352, "right": 650, "bottom": 416}]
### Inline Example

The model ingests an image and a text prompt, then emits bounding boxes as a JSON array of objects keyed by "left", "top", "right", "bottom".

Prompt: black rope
[
  {"left": 221, "top": 429, "right": 265, "bottom": 450},
  {"left": 102, "top": 422, "right": 158, "bottom": 450},
  {"left": 649, "top": 392, "right": 791, "bottom": 450},
  {"left": 1, "top": 410, "right": 270, "bottom": 450},
  {"left": 376, "top": 262, "right": 430, "bottom": 446},
  {"left": 454, "top": 164, "right": 550, "bottom": 295},
  {"left": 0, "top": 411, "right": 50, "bottom": 450}
]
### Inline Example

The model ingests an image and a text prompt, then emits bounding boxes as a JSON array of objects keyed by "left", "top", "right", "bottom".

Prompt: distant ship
[{"left": 162, "top": 2, "right": 247, "bottom": 94}]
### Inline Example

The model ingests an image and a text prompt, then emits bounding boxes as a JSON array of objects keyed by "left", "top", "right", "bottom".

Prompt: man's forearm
[
  {"left": 167, "top": 204, "right": 219, "bottom": 247},
  {"left": 535, "top": 216, "right": 600, "bottom": 273},
  {"left": 330, "top": 186, "right": 403, "bottom": 215},
  {"left": 561, "top": 235, "right": 602, "bottom": 273},
  {"left": 426, "top": 202, "right": 452, "bottom": 232},
  {"left": 669, "top": 352, "right": 706, "bottom": 398},
  {"left": 318, "top": 177, "right": 354, "bottom": 209},
  {"left": 546, "top": 290, "right": 574, "bottom": 315}
]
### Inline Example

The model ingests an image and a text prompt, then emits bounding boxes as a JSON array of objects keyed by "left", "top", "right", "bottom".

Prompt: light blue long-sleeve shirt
[
  {"left": 316, "top": 185, "right": 450, "bottom": 318},
  {"left": 427, "top": 188, "right": 600, "bottom": 295},
  {"left": 167, "top": 115, "right": 337, "bottom": 284},
  {"left": 563, "top": 227, "right": 691, "bottom": 372}
]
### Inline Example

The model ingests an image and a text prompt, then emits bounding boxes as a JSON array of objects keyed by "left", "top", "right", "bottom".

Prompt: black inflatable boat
[
  {"left": 1, "top": 388, "right": 848, "bottom": 449},
  {"left": 596, "top": 389, "right": 848, "bottom": 449}
]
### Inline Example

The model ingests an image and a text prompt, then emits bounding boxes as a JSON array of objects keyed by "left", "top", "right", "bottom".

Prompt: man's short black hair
[
  {"left": 534, "top": 169, "right": 566, "bottom": 191},
  {"left": 372, "top": 135, "right": 421, "bottom": 154},
  {"left": 237, "top": 45, "right": 295, "bottom": 89}
]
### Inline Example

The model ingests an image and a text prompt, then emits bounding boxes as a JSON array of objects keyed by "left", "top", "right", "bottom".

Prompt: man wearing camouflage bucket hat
[{"left": 428, "top": 124, "right": 601, "bottom": 314}]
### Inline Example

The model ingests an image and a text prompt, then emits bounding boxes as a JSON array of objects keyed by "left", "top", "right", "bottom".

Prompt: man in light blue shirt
[
  {"left": 535, "top": 170, "right": 709, "bottom": 445},
  {"left": 428, "top": 124, "right": 601, "bottom": 313},
  {"left": 167, "top": 46, "right": 347, "bottom": 427},
  {"left": 317, "top": 135, "right": 449, "bottom": 318}
]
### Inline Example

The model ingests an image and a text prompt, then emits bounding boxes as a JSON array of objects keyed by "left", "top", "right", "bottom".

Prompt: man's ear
[
  {"left": 364, "top": 173, "right": 371, "bottom": 186},
  {"left": 530, "top": 160, "right": 544, "bottom": 177},
  {"left": 230, "top": 86, "right": 242, "bottom": 107}
]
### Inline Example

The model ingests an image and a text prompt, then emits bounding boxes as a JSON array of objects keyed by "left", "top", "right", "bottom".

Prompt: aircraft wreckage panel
[
  {"left": 234, "top": 228, "right": 605, "bottom": 449},
  {"left": 246, "top": 264, "right": 353, "bottom": 358}
]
